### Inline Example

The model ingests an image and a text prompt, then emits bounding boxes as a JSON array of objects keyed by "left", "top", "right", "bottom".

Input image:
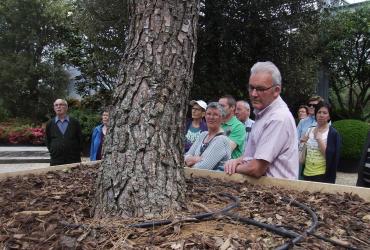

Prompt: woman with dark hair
[
  {"left": 90, "top": 110, "right": 109, "bottom": 161},
  {"left": 185, "top": 102, "right": 231, "bottom": 171},
  {"left": 301, "top": 101, "right": 341, "bottom": 183}
]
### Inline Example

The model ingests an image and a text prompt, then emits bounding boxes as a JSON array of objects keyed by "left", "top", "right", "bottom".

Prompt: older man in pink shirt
[{"left": 224, "top": 61, "right": 298, "bottom": 179}]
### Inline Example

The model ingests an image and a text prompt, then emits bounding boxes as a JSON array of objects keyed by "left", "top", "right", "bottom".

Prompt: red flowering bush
[
  {"left": 27, "top": 127, "right": 45, "bottom": 145},
  {"left": 8, "top": 130, "right": 29, "bottom": 144},
  {"left": 0, "top": 123, "right": 45, "bottom": 145}
]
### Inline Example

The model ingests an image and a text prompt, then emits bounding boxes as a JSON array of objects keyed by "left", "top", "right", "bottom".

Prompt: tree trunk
[{"left": 94, "top": 0, "right": 199, "bottom": 218}]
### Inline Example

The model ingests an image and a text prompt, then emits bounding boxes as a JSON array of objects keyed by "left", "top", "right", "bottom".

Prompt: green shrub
[
  {"left": 0, "top": 104, "right": 10, "bottom": 122},
  {"left": 69, "top": 108, "right": 100, "bottom": 145},
  {"left": 66, "top": 98, "right": 81, "bottom": 109},
  {"left": 81, "top": 91, "right": 113, "bottom": 112},
  {"left": 332, "top": 119, "right": 370, "bottom": 160}
]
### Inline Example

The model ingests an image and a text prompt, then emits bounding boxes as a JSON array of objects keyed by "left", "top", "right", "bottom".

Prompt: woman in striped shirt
[{"left": 185, "top": 102, "right": 231, "bottom": 171}]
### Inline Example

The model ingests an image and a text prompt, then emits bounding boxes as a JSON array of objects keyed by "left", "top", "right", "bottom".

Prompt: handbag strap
[{"left": 200, "top": 132, "right": 224, "bottom": 156}]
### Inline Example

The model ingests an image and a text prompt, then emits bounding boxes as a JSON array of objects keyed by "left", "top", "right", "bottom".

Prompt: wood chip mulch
[{"left": 0, "top": 164, "right": 369, "bottom": 249}]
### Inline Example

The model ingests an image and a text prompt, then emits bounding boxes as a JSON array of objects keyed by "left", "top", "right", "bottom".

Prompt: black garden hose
[
  {"left": 277, "top": 225, "right": 361, "bottom": 250},
  {"left": 275, "top": 197, "right": 319, "bottom": 250},
  {"left": 60, "top": 192, "right": 240, "bottom": 230},
  {"left": 61, "top": 193, "right": 361, "bottom": 249},
  {"left": 128, "top": 192, "right": 240, "bottom": 228},
  {"left": 224, "top": 212, "right": 301, "bottom": 239},
  {"left": 222, "top": 197, "right": 318, "bottom": 250}
]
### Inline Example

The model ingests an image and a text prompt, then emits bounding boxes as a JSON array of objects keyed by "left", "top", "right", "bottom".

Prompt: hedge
[{"left": 332, "top": 119, "right": 370, "bottom": 160}]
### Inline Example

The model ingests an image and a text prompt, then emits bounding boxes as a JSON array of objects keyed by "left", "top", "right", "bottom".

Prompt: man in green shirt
[{"left": 219, "top": 95, "right": 246, "bottom": 159}]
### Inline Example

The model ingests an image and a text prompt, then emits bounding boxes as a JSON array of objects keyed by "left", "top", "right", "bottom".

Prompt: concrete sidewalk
[
  {"left": 0, "top": 146, "right": 48, "bottom": 152},
  {"left": 0, "top": 146, "right": 50, "bottom": 164}
]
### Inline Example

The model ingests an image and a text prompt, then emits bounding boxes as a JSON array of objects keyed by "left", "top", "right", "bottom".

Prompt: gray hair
[
  {"left": 54, "top": 99, "right": 68, "bottom": 107},
  {"left": 237, "top": 100, "right": 250, "bottom": 110},
  {"left": 250, "top": 61, "right": 282, "bottom": 86},
  {"left": 206, "top": 102, "right": 227, "bottom": 118}
]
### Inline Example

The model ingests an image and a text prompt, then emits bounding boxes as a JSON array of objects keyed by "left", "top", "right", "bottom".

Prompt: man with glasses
[
  {"left": 45, "top": 99, "right": 82, "bottom": 166},
  {"left": 297, "top": 95, "right": 324, "bottom": 143},
  {"left": 224, "top": 61, "right": 298, "bottom": 179}
]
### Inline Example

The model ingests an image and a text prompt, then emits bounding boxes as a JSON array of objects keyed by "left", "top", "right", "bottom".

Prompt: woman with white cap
[{"left": 184, "top": 100, "right": 208, "bottom": 152}]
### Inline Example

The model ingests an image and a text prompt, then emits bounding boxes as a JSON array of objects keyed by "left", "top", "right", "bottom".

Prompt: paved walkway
[
  {"left": 0, "top": 146, "right": 49, "bottom": 152},
  {"left": 0, "top": 146, "right": 93, "bottom": 173},
  {"left": 0, "top": 146, "right": 50, "bottom": 164}
]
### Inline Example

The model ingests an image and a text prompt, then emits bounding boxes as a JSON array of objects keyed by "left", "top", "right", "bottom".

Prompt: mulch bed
[{"left": 0, "top": 164, "right": 369, "bottom": 249}]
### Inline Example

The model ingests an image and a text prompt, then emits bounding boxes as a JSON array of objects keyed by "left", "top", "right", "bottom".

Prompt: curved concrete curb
[
  {"left": 0, "top": 161, "right": 100, "bottom": 180},
  {"left": 184, "top": 168, "right": 370, "bottom": 202}
]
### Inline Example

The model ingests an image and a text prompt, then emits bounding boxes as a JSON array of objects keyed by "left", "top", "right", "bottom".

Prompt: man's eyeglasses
[
  {"left": 54, "top": 103, "right": 66, "bottom": 107},
  {"left": 248, "top": 85, "right": 275, "bottom": 93},
  {"left": 307, "top": 103, "right": 317, "bottom": 108}
]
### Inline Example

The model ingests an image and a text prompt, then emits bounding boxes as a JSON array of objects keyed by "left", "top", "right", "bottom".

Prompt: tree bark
[{"left": 94, "top": 0, "right": 199, "bottom": 218}]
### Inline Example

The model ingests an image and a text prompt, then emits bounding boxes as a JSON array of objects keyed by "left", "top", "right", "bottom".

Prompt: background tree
[
  {"left": 192, "top": 0, "right": 321, "bottom": 111},
  {"left": 95, "top": 0, "right": 200, "bottom": 217},
  {"left": 70, "top": 0, "right": 128, "bottom": 101},
  {"left": 0, "top": 0, "right": 74, "bottom": 121},
  {"left": 319, "top": 4, "right": 370, "bottom": 121},
  {"left": 68, "top": 0, "right": 322, "bottom": 115}
]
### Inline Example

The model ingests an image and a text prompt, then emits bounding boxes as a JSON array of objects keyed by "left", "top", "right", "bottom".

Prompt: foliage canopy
[
  {"left": 0, "top": 0, "right": 368, "bottom": 122},
  {"left": 320, "top": 4, "right": 370, "bottom": 120},
  {"left": 0, "top": 0, "right": 74, "bottom": 120},
  {"left": 70, "top": 0, "right": 128, "bottom": 98},
  {"left": 193, "top": 0, "right": 321, "bottom": 111}
]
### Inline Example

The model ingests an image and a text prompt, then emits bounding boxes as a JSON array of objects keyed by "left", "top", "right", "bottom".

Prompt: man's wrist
[
  {"left": 236, "top": 160, "right": 248, "bottom": 174},
  {"left": 235, "top": 163, "right": 239, "bottom": 173}
]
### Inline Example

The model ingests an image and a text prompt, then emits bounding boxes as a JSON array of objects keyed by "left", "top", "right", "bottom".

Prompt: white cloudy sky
[{"left": 346, "top": 0, "right": 368, "bottom": 3}]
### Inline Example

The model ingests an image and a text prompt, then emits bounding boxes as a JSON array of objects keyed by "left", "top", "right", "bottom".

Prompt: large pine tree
[{"left": 94, "top": 0, "right": 200, "bottom": 218}]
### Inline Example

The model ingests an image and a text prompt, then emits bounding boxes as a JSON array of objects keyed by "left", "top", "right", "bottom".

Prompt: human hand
[
  {"left": 300, "top": 135, "right": 308, "bottom": 143},
  {"left": 185, "top": 156, "right": 202, "bottom": 167},
  {"left": 224, "top": 158, "right": 242, "bottom": 175},
  {"left": 313, "top": 128, "right": 322, "bottom": 140}
]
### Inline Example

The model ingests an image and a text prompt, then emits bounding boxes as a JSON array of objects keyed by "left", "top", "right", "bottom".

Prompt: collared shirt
[
  {"left": 243, "top": 96, "right": 299, "bottom": 180},
  {"left": 221, "top": 116, "right": 246, "bottom": 159},
  {"left": 296, "top": 115, "right": 316, "bottom": 143},
  {"left": 54, "top": 116, "right": 70, "bottom": 135}
]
